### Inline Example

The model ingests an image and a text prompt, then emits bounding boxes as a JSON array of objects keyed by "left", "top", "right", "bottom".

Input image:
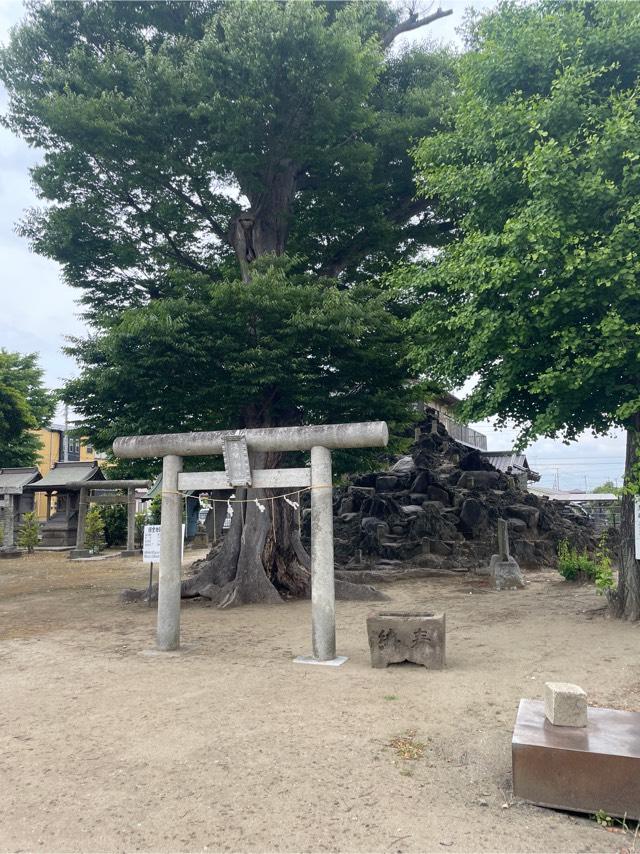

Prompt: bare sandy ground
[{"left": 1, "top": 550, "right": 639, "bottom": 854}]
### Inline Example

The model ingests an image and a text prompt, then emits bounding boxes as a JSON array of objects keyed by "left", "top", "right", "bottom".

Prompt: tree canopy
[
  {"left": 63, "top": 257, "right": 415, "bottom": 476},
  {"left": 593, "top": 480, "right": 622, "bottom": 497},
  {"left": 1, "top": 0, "right": 454, "bottom": 464},
  {"left": 0, "top": 350, "right": 56, "bottom": 467},
  {"left": 400, "top": 0, "right": 640, "bottom": 618},
  {"left": 1, "top": 0, "right": 453, "bottom": 312},
  {"left": 402, "top": 0, "right": 640, "bottom": 445}
]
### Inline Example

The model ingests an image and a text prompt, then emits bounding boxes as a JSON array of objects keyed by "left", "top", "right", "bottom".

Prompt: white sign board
[
  {"left": 143, "top": 525, "right": 161, "bottom": 562},
  {"left": 143, "top": 524, "right": 185, "bottom": 563},
  {"left": 635, "top": 497, "right": 640, "bottom": 561}
]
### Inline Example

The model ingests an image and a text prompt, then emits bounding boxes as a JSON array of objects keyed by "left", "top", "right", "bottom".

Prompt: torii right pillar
[{"left": 309, "top": 445, "right": 337, "bottom": 662}]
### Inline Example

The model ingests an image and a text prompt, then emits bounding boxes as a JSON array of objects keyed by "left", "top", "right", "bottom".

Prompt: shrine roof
[
  {"left": 25, "top": 461, "right": 105, "bottom": 491},
  {"left": 0, "top": 467, "right": 41, "bottom": 493}
]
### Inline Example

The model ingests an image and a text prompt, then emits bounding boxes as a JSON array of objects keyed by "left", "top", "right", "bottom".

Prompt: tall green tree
[
  {"left": 1, "top": 0, "right": 454, "bottom": 605},
  {"left": 0, "top": 350, "right": 56, "bottom": 467},
  {"left": 402, "top": 0, "right": 640, "bottom": 618}
]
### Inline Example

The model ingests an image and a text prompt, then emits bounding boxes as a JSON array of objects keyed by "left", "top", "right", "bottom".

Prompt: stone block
[
  {"left": 390, "top": 455, "right": 416, "bottom": 475},
  {"left": 506, "top": 504, "right": 540, "bottom": 530},
  {"left": 375, "top": 475, "right": 399, "bottom": 493},
  {"left": 459, "top": 497, "right": 487, "bottom": 532},
  {"left": 457, "top": 471, "right": 501, "bottom": 489},
  {"left": 426, "top": 538, "right": 452, "bottom": 557},
  {"left": 426, "top": 484, "right": 450, "bottom": 505},
  {"left": 544, "top": 682, "right": 587, "bottom": 728},
  {"left": 411, "top": 471, "right": 434, "bottom": 494},
  {"left": 513, "top": 699, "right": 640, "bottom": 819},
  {"left": 506, "top": 517, "right": 527, "bottom": 534},
  {"left": 366, "top": 611, "right": 445, "bottom": 669},
  {"left": 399, "top": 505, "right": 424, "bottom": 518},
  {"left": 339, "top": 496, "right": 354, "bottom": 514},
  {"left": 489, "top": 555, "right": 525, "bottom": 590}
]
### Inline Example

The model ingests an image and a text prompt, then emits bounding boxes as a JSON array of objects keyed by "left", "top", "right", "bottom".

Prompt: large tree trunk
[
  {"left": 121, "top": 449, "right": 383, "bottom": 607},
  {"left": 178, "top": 448, "right": 384, "bottom": 607},
  {"left": 229, "top": 159, "right": 298, "bottom": 281},
  {"left": 138, "top": 165, "right": 384, "bottom": 607},
  {"left": 610, "top": 417, "right": 640, "bottom": 620}
]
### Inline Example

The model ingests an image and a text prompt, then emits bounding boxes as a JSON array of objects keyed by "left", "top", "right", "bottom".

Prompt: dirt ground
[{"left": 1, "top": 551, "right": 639, "bottom": 854}]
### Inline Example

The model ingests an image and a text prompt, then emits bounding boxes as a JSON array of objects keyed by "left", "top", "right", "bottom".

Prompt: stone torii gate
[
  {"left": 113, "top": 421, "right": 388, "bottom": 663},
  {"left": 69, "top": 480, "right": 150, "bottom": 557}
]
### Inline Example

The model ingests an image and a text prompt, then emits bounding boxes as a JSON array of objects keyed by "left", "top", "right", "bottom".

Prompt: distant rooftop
[
  {"left": 25, "top": 461, "right": 104, "bottom": 491},
  {"left": 482, "top": 451, "right": 540, "bottom": 482},
  {"left": 0, "top": 467, "right": 41, "bottom": 494},
  {"left": 429, "top": 391, "right": 461, "bottom": 409},
  {"left": 529, "top": 486, "right": 618, "bottom": 502}
]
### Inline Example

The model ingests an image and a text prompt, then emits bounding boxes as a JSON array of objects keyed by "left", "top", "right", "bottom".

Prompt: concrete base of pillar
[
  {"left": 138, "top": 645, "right": 194, "bottom": 658},
  {"left": 490, "top": 554, "right": 525, "bottom": 590},
  {"left": 293, "top": 655, "right": 348, "bottom": 667},
  {"left": 120, "top": 549, "right": 141, "bottom": 557},
  {"left": 0, "top": 548, "right": 22, "bottom": 559}
]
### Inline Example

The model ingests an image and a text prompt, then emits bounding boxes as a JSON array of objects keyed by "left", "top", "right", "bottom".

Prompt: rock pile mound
[{"left": 305, "top": 412, "right": 595, "bottom": 575}]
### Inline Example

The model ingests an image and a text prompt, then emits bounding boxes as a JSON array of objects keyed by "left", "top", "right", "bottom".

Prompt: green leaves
[
  {"left": 405, "top": 0, "right": 640, "bottom": 444},
  {"left": 0, "top": 350, "right": 56, "bottom": 467},
  {"left": 62, "top": 259, "right": 416, "bottom": 476},
  {"left": 0, "top": 1, "right": 454, "bottom": 315},
  {"left": 0, "top": 0, "right": 454, "bottom": 474}
]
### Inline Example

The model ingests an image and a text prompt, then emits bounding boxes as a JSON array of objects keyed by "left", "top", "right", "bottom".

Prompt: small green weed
[
  {"left": 384, "top": 694, "right": 399, "bottom": 701},
  {"left": 594, "top": 534, "right": 615, "bottom": 594},
  {"left": 594, "top": 809, "right": 613, "bottom": 827},
  {"left": 557, "top": 535, "right": 616, "bottom": 594},
  {"left": 591, "top": 809, "right": 632, "bottom": 834},
  {"left": 557, "top": 540, "right": 596, "bottom": 581}
]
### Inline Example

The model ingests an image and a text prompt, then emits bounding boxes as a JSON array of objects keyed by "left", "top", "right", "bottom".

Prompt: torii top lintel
[{"left": 113, "top": 421, "right": 388, "bottom": 459}]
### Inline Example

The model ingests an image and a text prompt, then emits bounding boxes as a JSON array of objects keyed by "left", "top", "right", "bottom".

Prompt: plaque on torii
[{"left": 222, "top": 435, "right": 252, "bottom": 487}]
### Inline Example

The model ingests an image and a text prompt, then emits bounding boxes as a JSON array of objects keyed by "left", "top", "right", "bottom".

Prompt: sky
[{"left": 0, "top": 0, "right": 627, "bottom": 491}]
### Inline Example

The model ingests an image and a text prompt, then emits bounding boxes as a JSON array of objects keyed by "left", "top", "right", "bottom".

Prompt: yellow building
[{"left": 34, "top": 425, "right": 103, "bottom": 519}]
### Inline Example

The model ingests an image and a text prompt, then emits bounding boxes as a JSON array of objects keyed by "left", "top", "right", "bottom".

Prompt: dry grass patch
[{"left": 388, "top": 730, "right": 426, "bottom": 760}]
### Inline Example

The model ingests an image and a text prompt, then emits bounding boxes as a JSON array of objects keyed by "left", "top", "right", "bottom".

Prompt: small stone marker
[
  {"left": 489, "top": 518, "right": 525, "bottom": 590},
  {"left": 498, "top": 517, "right": 509, "bottom": 559},
  {"left": 366, "top": 611, "right": 445, "bottom": 669},
  {"left": 544, "top": 682, "right": 587, "bottom": 728}
]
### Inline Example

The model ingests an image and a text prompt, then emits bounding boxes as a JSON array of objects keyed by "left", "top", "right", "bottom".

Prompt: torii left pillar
[{"left": 157, "top": 455, "right": 183, "bottom": 651}]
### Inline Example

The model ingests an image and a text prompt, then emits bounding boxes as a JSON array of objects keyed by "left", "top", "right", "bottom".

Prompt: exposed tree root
[{"left": 121, "top": 483, "right": 385, "bottom": 606}]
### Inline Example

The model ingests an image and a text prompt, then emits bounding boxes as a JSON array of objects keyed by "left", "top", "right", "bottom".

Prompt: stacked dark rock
[{"left": 303, "top": 412, "right": 595, "bottom": 575}]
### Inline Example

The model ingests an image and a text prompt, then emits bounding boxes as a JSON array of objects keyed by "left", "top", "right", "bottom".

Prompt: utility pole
[{"left": 63, "top": 404, "right": 69, "bottom": 462}]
